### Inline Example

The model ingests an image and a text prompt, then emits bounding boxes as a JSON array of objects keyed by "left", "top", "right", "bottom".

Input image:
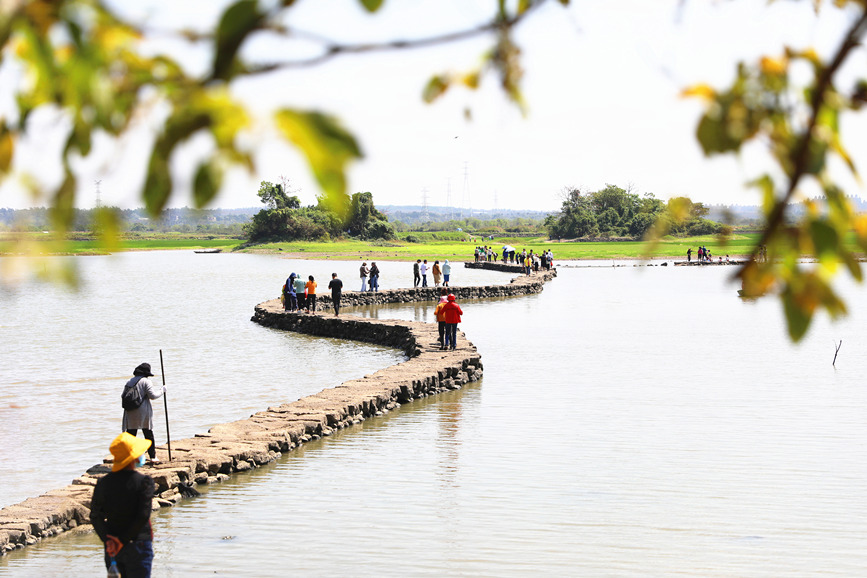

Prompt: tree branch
[
  {"left": 243, "top": 2, "right": 546, "bottom": 74},
  {"left": 739, "top": 7, "right": 867, "bottom": 275}
]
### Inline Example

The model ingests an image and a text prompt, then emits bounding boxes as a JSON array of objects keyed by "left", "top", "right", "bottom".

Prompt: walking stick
[{"left": 159, "top": 349, "right": 172, "bottom": 462}]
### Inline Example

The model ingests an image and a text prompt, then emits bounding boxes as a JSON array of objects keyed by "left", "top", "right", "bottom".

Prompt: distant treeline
[{"left": 0, "top": 207, "right": 255, "bottom": 234}]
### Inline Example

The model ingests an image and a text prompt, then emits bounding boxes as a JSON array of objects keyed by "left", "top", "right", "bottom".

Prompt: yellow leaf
[
  {"left": 681, "top": 84, "right": 716, "bottom": 101},
  {"left": 0, "top": 128, "right": 13, "bottom": 173},
  {"left": 759, "top": 56, "right": 787, "bottom": 76}
]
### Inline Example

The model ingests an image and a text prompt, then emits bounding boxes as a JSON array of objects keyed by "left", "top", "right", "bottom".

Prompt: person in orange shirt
[
  {"left": 305, "top": 275, "right": 317, "bottom": 314},
  {"left": 434, "top": 291, "right": 448, "bottom": 349},
  {"left": 441, "top": 293, "right": 463, "bottom": 350}
]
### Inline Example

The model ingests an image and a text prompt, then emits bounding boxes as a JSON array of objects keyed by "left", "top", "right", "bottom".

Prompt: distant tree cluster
[
  {"left": 244, "top": 182, "right": 395, "bottom": 242},
  {"left": 544, "top": 185, "right": 723, "bottom": 240}
]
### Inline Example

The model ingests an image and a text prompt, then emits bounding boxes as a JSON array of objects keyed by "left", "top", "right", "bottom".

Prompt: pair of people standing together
[
  {"left": 359, "top": 262, "right": 380, "bottom": 292},
  {"left": 434, "top": 292, "right": 463, "bottom": 350}
]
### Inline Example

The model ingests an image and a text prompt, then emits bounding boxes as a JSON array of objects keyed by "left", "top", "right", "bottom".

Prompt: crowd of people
[
  {"left": 414, "top": 259, "right": 451, "bottom": 287},
  {"left": 281, "top": 273, "right": 319, "bottom": 313},
  {"left": 686, "top": 247, "right": 733, "bottom": 264}
]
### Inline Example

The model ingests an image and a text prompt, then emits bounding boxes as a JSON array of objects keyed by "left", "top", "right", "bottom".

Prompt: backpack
[{"left": 121, "top": 377, "right": 145, "bottom": 411}]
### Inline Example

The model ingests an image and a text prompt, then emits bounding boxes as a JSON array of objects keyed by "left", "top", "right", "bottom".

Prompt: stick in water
[
  {"left": 159, "top": 349, "right": 172, "bottom": 461},
  {"left": 833, "top": 340, "right": 842, "bottom": 366}
]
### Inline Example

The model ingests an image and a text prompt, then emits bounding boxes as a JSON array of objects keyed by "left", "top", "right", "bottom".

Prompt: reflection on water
[{"left": 3, "top": 257, "right": 867, "bottom": 576}]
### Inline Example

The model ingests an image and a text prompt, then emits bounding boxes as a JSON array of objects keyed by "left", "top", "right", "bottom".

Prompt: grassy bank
[
  {"left": 237, "top": 233, "right": 762, "bottom": 261},
  {"left": 0, "top": 231, "right": 769, "bottom": 260},
  {"left": 0, "top": 233, "right": 244, "bottom": 255}
]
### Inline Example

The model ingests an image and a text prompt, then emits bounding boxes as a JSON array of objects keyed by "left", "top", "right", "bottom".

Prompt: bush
[{"left": 405, "top": 234, "right": 421, "bottom": 243}]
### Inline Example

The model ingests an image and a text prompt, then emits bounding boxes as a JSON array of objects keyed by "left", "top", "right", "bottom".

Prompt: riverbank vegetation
[{"left": 243, "top": 182, "right": 395, "bottom": 243}]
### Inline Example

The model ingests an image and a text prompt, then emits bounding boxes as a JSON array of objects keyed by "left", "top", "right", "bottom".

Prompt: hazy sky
[{"left": 2, "top": 0, "right": 866, "bottom": 212}]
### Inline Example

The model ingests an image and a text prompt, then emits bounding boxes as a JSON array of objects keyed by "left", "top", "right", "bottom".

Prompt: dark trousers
[
  {"left": 445, "top": 324, "right": 458, "bottom": 348},
  {"left": 414, "top": 273, "right": 420, "bottom": 287},
  {"left": 438, "top": 321, "right": 446, "bottom": 345},
  {"left": 288, "top": 294, "right": 298, "bottom": 310},
  {"left": 104, "top": 539, "right": 154, "bottom": 578},
  {"left": 126, "top": 429, "right": 156, "bottom": 459},
  {"left": 307, "top": 295, "right": 316, "bottom": 312},
  {"left": 422, "top": 274, "right": 428, "bottom": 287},
  {"left": 332, "top": 294, "right": 341, "bottom": 315}
]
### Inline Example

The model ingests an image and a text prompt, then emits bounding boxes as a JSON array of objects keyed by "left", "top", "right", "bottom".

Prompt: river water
[{"left": 1, "top": 253, "right": 866, "bottom": 576}]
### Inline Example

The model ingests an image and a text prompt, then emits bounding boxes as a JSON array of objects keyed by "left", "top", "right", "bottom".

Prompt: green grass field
[
  {"left": 238, "top": 233, "right": 763, "bottom": 261},
  {"left": 0, "top": 231, "right": 781, "bottom": 261}
]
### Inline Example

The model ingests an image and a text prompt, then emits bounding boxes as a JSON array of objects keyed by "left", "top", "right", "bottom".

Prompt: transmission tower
[
  {"left": 94, "top": 180, "right": 102, "bottom": 208},
  {"left": 421, "top": 187, "right": 430, "bottom": 222}
]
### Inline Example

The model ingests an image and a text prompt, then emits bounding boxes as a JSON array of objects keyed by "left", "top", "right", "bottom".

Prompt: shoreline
[{"left": 0, "top": 263, "right": 557, "bottom": 556}]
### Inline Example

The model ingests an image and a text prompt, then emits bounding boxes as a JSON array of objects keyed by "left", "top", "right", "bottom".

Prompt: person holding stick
[
  {"left": 91, "top": 432, "right": 157, "bottom": 577},
  {"left": 122, "top": 363, "right": 165, "bottom": 465}
]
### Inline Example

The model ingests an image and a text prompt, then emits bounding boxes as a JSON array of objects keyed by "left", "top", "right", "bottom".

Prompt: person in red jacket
[{"left": 442, "top": 293, "right": 463, "bottom": 350}]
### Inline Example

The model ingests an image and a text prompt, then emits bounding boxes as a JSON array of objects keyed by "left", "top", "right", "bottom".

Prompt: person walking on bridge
[
  {"left": 328, "top": 273, "right": 343, "bottom": 316},
  {"left": 442, "top": 294, "right": 463, "bottom": 350},
  {"left": 122, "top": 363, "right": 165, "bottom": 465},
  {"left": 91, "top": 432, "right": 156, "bottom": 578}
]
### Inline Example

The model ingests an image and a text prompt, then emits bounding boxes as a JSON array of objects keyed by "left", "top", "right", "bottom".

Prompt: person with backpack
[{"left": 121, "top": 363, "right": 165, "bottom": 465}]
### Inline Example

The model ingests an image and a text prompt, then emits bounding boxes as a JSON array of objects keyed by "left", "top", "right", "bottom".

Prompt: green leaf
[
  {"left": 50, "top": 170, "right": 76, "bottom": 233},
  {"left": 193, "top": 161, "right": 222, "bottom": 208},
  {"left": 696, "top": 112, "right": 742, "bottom": 155},
  {"left": 782, "top": 289, "right": 811, "bottom": 342},
  {"left": 422, "top": 75, "right": 450, "bottom": 103},
  {"left": 143, "top": 146, "right": 172, "bottom": 217},
  {"left": 213, "top": 0, "right": 264, "bottom": 81},
  {"left": 808, "top": 219, "right": 838, "bottom": 256},
  {"left": 357, "top": 0, "right": 385, "bottom": 12},
  {"left": 275, "top": 109, "right": 363, "bottom": 215}
]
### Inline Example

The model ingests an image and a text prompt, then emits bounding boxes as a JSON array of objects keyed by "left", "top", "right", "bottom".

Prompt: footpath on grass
[{"left": 0, "top": 263, "right": 557, "bottom": 555}]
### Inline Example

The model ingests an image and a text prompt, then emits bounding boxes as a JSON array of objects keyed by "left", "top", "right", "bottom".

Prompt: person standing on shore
[
  {"left": 420, "top": 259, "right": 429, "bottom": 287},
  {"left": 90, "top": 432, "right": 156, "bottom": 578},
  {"left": 305, "top": 275, "right": 317, "bottom": 314},
  {"left": 328, "top": 273, "right": 343, "bottom": 316},
  {"left": 442, "top": 259, "right": 451, "bottom": 287},
  {"left": 413, "top": 260, "right": 421, "bottom": 288},
  {"left": 369, "top": 262, "right": 380, "bottom": 292},
  {"left": 122, "top": 363, "right": 165, "bottom": 465},
  {"left": 442, "top": 294, "right": 463, "bottom": 350},
  {"left": 687, "top": 248, "right": 692, "bottom": 263},
  {"left": 432, "top": 260, "right": 442, "bottom": 287},
  {"left": 359, "top": 262, "right": 369, "bottom": 292}
]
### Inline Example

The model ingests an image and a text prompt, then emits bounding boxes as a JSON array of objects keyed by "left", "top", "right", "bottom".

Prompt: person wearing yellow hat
[{"left": 90, "top": 432, "right": 157, "bottom": 577}]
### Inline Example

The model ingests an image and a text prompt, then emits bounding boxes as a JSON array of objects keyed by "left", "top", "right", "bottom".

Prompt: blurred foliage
[{"left": 684, "top": 0, "right": 867, "bottom": 341}]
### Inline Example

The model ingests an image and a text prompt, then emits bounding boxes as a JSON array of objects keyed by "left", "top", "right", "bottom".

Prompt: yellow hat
[{"left": 109, "top": 432, "right": 152, "bottom": 472}]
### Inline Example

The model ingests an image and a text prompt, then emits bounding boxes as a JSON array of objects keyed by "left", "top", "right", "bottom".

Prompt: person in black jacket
[{"left": 90, "top": 432, "right": 156, "bottom": 578}]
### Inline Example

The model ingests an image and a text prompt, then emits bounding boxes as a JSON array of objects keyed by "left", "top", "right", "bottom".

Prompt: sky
[{"left": 1, "top": 0, "right": 866, "bottom": 212}]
